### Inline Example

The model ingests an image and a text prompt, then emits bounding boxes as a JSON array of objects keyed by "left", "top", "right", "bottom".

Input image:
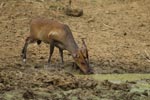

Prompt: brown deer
[{"left": 21, "top": 17, "right": 93, "bottom": 74}]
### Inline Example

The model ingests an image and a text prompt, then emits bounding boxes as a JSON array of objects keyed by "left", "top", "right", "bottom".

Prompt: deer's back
[{"left": 30, "top": 17, "right": 69, "bottom": 43}]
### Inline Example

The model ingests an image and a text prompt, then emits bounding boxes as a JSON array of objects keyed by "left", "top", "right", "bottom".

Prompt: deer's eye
[{"left": 81, "top": 62, "right": 85, "bottom": 65}]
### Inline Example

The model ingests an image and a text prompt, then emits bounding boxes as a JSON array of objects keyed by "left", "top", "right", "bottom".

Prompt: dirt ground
[{"left": 0, "top": 0, "right": 150, "bottom": 99}]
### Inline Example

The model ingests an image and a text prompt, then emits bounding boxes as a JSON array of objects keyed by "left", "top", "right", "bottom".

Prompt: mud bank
[{"left": 0, "top": 69, "right": 150, "bottom": 100}]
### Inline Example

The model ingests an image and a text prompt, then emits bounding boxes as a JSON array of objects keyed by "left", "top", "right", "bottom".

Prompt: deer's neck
[{"left": 65, "top": 35, "right": 79, "bottom": 54}]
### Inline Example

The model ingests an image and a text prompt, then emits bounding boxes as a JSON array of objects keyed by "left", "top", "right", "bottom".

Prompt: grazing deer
[{"left": 21, "top": 17, "right": 93, "bottom": 74}]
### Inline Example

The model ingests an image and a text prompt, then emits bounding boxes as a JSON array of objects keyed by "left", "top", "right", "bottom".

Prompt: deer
[{"left": 21, "top": 17, "right": 93, "bottom": 74}]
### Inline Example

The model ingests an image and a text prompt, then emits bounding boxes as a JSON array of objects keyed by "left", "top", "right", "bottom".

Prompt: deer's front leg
[
  {"left": 48, "top": 41, "right": 55, "bottom": 67},
  {"left": 59, "top": 48, "right": 64, "bottom": 64}
]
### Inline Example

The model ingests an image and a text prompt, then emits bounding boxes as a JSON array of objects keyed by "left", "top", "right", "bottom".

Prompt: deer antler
[
  {"left": 144, "top": 50, "right": 150, "bottom": 62},
  {"left": 81, "top": 38, "right": 89, "bottom": 63},
  {"left": 81, "top": 38, "right": 87, "bottom": 49}
]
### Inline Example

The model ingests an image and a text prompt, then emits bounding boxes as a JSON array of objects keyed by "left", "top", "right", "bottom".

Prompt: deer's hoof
[{"left": 23, "top": 59, "right": 26, "bottom": 63}]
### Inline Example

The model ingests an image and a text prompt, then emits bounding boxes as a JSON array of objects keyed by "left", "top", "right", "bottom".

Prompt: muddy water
[
  {"left": 78, "top": 74, "right": 150, "bottom": 82},
  {"left": 78, "top": 74, "right": 150, "bottom": 94}
]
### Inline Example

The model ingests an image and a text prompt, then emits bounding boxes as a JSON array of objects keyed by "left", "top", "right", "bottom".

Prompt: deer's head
[{"left": 72, "top": 39, "right": 93, "bottom": 74}]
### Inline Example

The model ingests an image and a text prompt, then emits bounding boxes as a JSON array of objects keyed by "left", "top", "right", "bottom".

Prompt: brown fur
[{"left": 21, "top": 17, "right": 93, "bottom": 74}]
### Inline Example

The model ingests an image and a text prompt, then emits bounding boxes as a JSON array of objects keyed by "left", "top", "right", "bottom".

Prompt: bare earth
[{"left": 0, "top": 0, "right": 150, "bottom": 99}]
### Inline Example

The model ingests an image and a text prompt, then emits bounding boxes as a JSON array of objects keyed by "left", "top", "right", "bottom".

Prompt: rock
[
  {"left": 23, "top": 90, "right": 35, "bottom": 99},
  {"left": 65, "top": 7, "right": 83, "bottom": 17}
]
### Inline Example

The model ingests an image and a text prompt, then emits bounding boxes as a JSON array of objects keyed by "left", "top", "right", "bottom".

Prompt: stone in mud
[
  {"left": 23, "top": 90, "right": 35, "bottom": 99},
  {"left": 142, "top": 90, "right": 148, "bottom": 96},
  {"left": 111, "top": 83, "right": 129, "bottom": 91},
  {"left": 101, "top": 80, "right": 130, "bottom": 90},
  {"left": 65, "top": 7, "right": 83, "bottom": 17}
]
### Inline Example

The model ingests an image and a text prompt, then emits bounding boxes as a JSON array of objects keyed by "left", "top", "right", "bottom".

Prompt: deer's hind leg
[{"left": 21, "top": 36, "right": 36, "bottom": 63}]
